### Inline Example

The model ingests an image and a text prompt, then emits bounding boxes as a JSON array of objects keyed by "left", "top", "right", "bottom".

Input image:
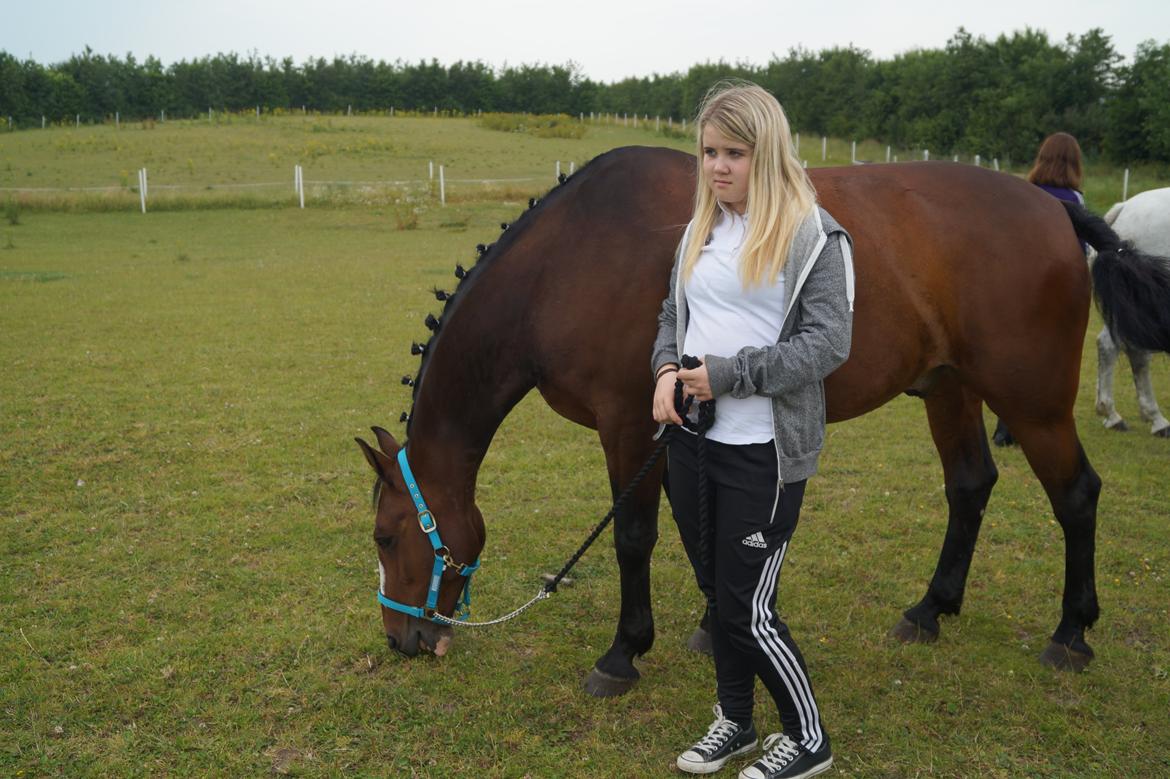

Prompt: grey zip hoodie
[{"left": 651, "top": 206, "right": 855, "bottom": 483}]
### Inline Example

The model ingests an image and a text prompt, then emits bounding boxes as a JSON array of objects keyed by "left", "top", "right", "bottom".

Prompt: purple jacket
[{"left": 1035, "top": 184, "right": 1084, "bottom": 205}]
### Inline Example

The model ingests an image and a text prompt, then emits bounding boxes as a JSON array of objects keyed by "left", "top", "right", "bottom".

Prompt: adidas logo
[{"left": 742, "top": 532, "right": 767, "bottom": 549}]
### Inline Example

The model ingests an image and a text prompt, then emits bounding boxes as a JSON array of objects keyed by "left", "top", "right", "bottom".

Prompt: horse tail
[{"left": 1061, "top": 200, "right": 1170, "bottom": 352}]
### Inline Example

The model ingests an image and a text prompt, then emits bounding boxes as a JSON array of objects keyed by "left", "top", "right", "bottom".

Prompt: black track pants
[{"left": 666, "top": 431, "right": 828, "bottom": 754}]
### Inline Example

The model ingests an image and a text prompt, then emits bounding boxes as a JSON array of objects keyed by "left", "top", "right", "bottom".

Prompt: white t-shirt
[{"left": 683, "top": 207, "right": 787, "bottom": 444}]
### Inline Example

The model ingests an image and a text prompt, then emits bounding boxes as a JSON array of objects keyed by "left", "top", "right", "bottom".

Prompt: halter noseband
[{"left": 375, "top": 448, "right": 481, "bottom": 622}]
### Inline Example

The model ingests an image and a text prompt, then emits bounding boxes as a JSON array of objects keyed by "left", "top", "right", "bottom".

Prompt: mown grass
[{"left": 2, "top": 120, "right": 1169, "bottom": 778}]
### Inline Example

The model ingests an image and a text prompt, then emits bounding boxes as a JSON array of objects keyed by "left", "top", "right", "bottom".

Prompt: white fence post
[
  {"left": 924, "top": 149, "right": 930, "bottom": 161},
  {"left": 993, "top": 158, "right": 1000, "bottom": 171},
  {"left": 953, "top": 154, "right": 959, "bottom": 163},
  {"left": 1123, "top": 168, "right": 1130, "bottom": 201},
  {"left": 851, "top": 141, "right": 857, "bottom": 164},
  {"left": 115, "top": 111, "right": 119, "bottom": 129},
  {"left": 975, "top": 154, "right": 981, "bottom": 167},
  {"left": 42, "top": 116, "right": 46, "bottom": 129},
  {"left": 822, "top": 136, "right": 827, "bottom": 161},
  {"left": 886, "top": 145, "right": 891, "bottom": 163},
  {"left": 76, "top": 114, "right": 80, "bottom": 128},
  {"left": 439, "top": 165, "right": 446, "bottom": 206},
  {"left": 256, "top": 105, "right": 260, "bottom": 118},
  {"left": 555, "top": 160, "right": 561, "bottom": 180},
  {"left": 429, "top": 161, "right": 434, "bottom": 180},
  {"left": 569, "top": 162, "right": 575, "bottom": 174},
  {"left": 138, "top": 168, "right": 147, "bottom": 213}
]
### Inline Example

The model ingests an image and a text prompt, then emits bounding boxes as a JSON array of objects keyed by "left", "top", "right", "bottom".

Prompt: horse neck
[{"left": 406, "top": 296, "right": 536, "bottom": 494}]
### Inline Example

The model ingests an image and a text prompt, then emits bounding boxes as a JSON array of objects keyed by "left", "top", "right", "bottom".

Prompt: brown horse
[{"left": 356, "top": 146, "right": 1170, "bottom": 696}]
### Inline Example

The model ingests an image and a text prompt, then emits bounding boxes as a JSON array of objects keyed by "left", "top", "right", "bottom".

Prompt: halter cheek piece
[{"left": 375, "top": 448, "right": 481, "bottom": 622}]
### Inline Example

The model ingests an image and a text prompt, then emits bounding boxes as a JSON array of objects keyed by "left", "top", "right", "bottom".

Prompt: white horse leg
[
  {"left": 1125, "top": 345, "right": 1170, "bottom": 437},
  {"left": 1096, "top": 326, "right": 1128, "bottom": 431}
]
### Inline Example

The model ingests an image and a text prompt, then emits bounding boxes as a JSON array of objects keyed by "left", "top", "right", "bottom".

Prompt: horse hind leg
[
  {"left": 1125, "top": 345, "right": 1170, "bottom": 436},
  {"left": 894, "top": 373, "right": 998, "bottom": 645},
  {"left": 1005, "top": 417, "right": 1101, "bottom": 671},
  {"left": 1096, "top": 326, "right": 1128, "bottom": 431}
]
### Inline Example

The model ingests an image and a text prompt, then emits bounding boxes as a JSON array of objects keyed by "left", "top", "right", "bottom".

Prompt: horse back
[
  {"left": 1107, "top": 187, "right": 1170, "bottom": 255},
  {"left": 811, "top": 163, "right": 1092, "bottom": 419}
]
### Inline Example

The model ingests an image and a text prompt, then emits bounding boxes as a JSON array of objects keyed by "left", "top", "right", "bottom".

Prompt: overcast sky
[{"left": 4, "top": 0, "right": 1167, "bottom": 83}]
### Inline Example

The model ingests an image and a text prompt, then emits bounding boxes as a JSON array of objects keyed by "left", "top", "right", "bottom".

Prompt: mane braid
[{"left": 400, "top": 155, "right": 597, "bottom": 436}]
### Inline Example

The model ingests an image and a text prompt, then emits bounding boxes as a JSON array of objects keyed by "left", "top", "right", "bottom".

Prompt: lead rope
[
  {"left": 432, "top": 357, "right": 712, "bottom": 629},
  {"left": 676, "top": 355, "right": 716, "bottom": 567}
]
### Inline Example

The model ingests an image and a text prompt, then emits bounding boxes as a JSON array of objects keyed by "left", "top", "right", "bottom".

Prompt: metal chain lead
[{"left": 430, "top": 588, "right": 552, "bottom": 628}]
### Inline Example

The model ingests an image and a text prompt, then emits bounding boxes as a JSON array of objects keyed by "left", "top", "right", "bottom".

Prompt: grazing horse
[
  {"left": 1094, "top": 187, "right": 1170, "bottom": 436},
  {"left": 356, "top": 147, "right": 1170, "bottom": 697}
]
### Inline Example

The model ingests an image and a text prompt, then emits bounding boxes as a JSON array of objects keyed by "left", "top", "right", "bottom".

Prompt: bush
[{"left": 478, "top": 112, "right": 586, "bottom": 139}]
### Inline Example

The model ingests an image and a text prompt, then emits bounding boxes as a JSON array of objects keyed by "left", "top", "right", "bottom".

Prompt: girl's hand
[
  {"left": 652, "top": 370, "right": 683, "bottom": 425},
  {"left": 678, "top": 363, "right": 712, "bottom": 401}
]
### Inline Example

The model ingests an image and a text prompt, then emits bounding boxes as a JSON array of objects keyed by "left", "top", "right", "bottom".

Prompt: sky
[{"left": 3, "top": 0, "right": 1168, "bottom": 83}]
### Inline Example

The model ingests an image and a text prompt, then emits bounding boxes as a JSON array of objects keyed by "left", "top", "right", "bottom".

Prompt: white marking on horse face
[{"left": 378, "top": 560, "right": 386, "bottom": 596}]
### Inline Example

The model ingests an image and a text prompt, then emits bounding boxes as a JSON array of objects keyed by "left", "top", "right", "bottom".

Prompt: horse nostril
[{"left": 386, "top": 635, "right": 399, "bottom": 651}]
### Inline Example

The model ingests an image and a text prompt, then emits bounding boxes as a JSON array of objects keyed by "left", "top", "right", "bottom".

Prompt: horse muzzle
[{"left": 387, "top": 618, "right": 454, "bottom": 658}]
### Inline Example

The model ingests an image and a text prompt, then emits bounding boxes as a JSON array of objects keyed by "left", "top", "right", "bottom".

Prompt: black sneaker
[
  {"left": 738, "top": 733, "right": 833, "bottom": 779},
  {"left": 677, "top": 704, "right": 759, "bottom": 774}
]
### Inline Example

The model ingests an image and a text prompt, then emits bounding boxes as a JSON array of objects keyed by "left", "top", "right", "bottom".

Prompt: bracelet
[{"left": 655, "top": 364, "right": 679, "bottom": 381}]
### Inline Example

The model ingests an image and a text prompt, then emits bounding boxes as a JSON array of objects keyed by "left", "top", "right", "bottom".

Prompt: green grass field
[
  {"left": 2, "top": 113, "right": 1164, "bottom": 214},
  {"left": 2, "top": 117, "right": 1169, "bottom": 777}
]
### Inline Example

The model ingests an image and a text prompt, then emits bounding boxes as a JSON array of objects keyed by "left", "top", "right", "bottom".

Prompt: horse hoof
[
  {"left": 583, "top": 666, "right": 639, "bottom": 697},
  {"left": 890, "top": 616, "right": 938, "bottom": 644},
  {"left": 1106, "top": 419, "right": 1129, "bottom": 432},
  {"left": 1153, "top": 427, "right": 1170, "bottom": 438},
  {"left": 1038, "top": 640, "right": 1093, "bottom": 672},
  {"left": 687, "top": 627, "right": 713, "bottom": 656}
]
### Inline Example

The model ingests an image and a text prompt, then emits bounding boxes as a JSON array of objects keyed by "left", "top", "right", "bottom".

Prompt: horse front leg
[
  {"left": 895, "top": 377, "right": 998, "bottom": 644},
  {"left": 583, "top": 424, "right": 663, "bottom": 697}
]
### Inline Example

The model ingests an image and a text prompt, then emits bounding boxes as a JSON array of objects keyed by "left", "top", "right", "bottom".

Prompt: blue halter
[{"left": 375, "top": 448, "right": 481, "bottom": 622}]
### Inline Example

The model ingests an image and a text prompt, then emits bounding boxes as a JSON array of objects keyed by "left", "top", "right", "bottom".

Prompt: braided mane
[{"left": 399, "top": 166, "right": 587, "bottom": 434}]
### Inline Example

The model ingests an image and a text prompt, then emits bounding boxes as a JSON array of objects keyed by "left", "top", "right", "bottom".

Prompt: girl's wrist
[{"left": 655, "top": 364, "right": 679, "bottom": 381}]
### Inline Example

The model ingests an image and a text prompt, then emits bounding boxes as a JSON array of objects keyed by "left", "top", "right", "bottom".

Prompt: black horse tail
[{"left": 1061, "top": 200, "right": 1170, "bottom": 352}]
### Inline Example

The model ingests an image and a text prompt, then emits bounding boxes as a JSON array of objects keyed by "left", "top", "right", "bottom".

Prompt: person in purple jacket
[
  {"left": 1027, "top": 132, "right": 1086, "bottom": 206},
  {"left": 993, "top": 132, "right": 1086, "bottom": 447}
]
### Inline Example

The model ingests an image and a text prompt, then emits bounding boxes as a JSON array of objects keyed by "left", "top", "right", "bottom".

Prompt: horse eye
[{"left": 375, "top": 536, "right": 396, "bottom": 551}]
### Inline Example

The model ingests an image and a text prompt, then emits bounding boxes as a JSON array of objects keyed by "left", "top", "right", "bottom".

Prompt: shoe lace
[
  {"left": 693, "top": 714, "right": 739, "bottom": 755},
  {"left": 757, "top": 733, "right": 801, "bottom": 771}
]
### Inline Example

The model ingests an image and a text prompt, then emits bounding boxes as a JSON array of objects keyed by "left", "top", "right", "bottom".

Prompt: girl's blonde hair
[{"left": 682, "top": 81, "right": 816, "bottom": 288}]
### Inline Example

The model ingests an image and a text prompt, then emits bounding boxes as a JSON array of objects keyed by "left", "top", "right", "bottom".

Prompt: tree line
[{"left": 2, "top": 28, "right": 1168, "bottom": 163}]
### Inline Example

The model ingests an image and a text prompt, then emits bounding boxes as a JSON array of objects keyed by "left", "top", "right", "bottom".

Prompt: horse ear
[
  {"left": 371, "top": 426, "right": 401, "bottom": 456},
  {"left": 355, "top": 437, "right": 395, "bottom": 481}
]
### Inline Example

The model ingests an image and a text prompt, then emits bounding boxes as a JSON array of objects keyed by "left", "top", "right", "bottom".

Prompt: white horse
[{"left": 1095, "top": 186, "right": 1170, "bottom": 437}]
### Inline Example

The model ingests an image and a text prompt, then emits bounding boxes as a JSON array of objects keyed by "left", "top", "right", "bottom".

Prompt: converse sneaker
[
  {"left": 738, "top": 733, "right": 833, "bottom": 779},
  {"left": 676, "top": 704, "right": 759, "bottom": 774}
]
